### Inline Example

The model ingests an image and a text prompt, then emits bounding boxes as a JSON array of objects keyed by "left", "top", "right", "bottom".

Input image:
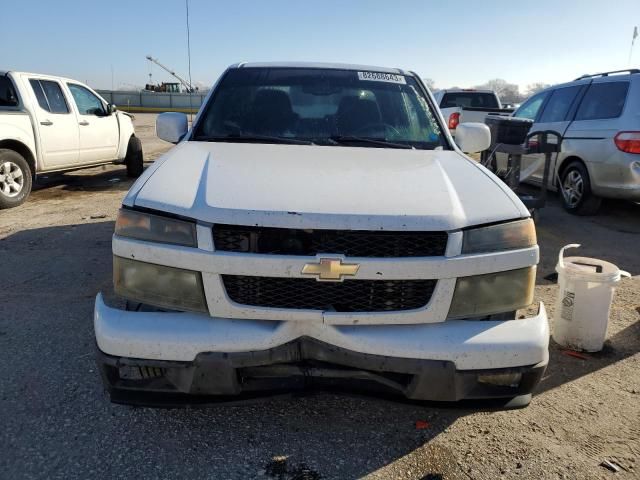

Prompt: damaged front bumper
[{"left": 94, "top": 294, "right": 549, "bottom": 407}]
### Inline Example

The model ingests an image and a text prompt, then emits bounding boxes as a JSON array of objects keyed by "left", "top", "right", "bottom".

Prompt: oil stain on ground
[{"left": 265, "top": 456, "right": 321, "bottom": 480}]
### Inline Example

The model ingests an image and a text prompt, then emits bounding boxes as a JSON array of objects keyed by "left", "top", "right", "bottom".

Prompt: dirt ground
[{"left": 1, "top": 113, "right": 638, "bottom": 480}]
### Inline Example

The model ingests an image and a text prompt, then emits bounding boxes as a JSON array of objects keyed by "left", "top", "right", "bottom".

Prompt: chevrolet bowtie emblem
[{"left": 301, "top": 258, "right": 360, "bottom": 282}]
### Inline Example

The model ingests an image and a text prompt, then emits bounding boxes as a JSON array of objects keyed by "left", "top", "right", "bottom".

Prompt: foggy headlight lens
[
  {"left": 113, "top": 256, "right": 207, "bottom": 313},
  {"left": 462, "top": 219, "right": 536, "bottom": 254},
  {"left": 447, "top": 267, "right": 535, "bottom": 319},
  {"left": 115, "top": 208, "right": 196, "bottom": 246}
]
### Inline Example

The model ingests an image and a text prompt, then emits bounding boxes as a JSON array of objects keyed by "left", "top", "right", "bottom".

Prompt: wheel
[
  {"left": 0, "top": 149, "right": 32, "bottom": 209},
  {"left": 560, "top": 161, "right": 601, "bottom": 215},
  {"left": 125, "top": 136, "right": 144, "bottom": 178}
]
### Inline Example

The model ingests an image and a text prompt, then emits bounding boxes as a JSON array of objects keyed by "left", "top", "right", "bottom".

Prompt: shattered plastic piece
[
  {"left": 415, "top": 420, "right": 430, "bottom": 430},
  {"left": 561, "top": 349, "right": 589, "bottom": 360},
  {"left": 90, "top": 214, "right": 107, "bottom": 219},
  {"left": 600, "top": 459, "right": 620, "bottom": 472}
]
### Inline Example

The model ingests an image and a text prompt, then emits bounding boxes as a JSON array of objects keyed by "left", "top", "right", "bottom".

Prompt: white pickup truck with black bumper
[
  {"left": 0, "top": 71, "right": 142, "bottom": 209},
  {"left": 95, "top": 62, "right": 548, "bottom": 408},
  {"left": 434, "top": 89, "right": 513, "bottom": 135}
]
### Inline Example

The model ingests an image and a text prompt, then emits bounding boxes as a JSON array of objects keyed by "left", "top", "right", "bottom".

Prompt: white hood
[{"left": 126, "top": 142, "right": 527, "bottom": 231}]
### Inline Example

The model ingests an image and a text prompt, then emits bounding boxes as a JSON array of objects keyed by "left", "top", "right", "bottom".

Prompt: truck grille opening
[
  {"left": 222, "top": 275, "right": 437, "bottom": 312},
  {"left": 213, "top": 225, "right": 448, "bottom": 258}
]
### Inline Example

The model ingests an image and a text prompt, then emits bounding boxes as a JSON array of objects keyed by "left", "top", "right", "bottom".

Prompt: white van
[{"left": 500, "top": 69, "right": 640, "bottom": 214}]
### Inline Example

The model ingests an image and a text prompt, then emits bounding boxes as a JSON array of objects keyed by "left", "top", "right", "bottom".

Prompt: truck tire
[
  {"left": 125, "top": 136, "right": 144, "bottom": 178},
  {"left": 0, "top": 149, "right": 32, "bottom": 209},
  {"left": 560, "top": 161, "right": 601, "bottom": 215}
]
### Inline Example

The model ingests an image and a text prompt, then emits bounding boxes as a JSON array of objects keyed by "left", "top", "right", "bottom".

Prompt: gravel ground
[{"left": 1, "top": 114, "right": 638, "bottom": 479}]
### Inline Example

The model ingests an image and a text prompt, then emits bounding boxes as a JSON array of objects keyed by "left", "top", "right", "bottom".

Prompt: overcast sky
[{"left": 3, "top": 0, "right": 639, "bottom": 91}]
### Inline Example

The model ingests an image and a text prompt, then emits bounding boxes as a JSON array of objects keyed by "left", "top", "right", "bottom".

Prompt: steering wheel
[{"left": 352, "top": 122, "right": 402, "bottom": 137}]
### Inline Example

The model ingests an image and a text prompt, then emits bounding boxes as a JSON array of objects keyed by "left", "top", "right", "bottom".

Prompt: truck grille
[
  {"left": 222, "top": 275, "right": 437, "bottom": 312},
  {"left": 213, "top": 225, "right": 448, "bottom": 257}
]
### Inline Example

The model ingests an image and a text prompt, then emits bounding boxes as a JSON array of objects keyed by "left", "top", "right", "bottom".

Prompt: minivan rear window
[{"left": 575, "top": 82, "right": 629, "bottom": 121}]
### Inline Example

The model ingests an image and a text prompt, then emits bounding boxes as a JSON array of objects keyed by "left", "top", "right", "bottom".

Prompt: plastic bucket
[{"left": 552, "top": 244, "right": 630, "bottom": 352}]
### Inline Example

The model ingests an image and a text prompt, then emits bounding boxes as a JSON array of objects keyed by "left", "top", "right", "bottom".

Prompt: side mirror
[
  {"left": 156, "top": 112, "right": 188, "bottom": 144},
  {"left": 455, "top": 123, "right": 491, "bottom": 153},
  {"left": 106, "top": 103, "right": 117, "bottom": 115}
]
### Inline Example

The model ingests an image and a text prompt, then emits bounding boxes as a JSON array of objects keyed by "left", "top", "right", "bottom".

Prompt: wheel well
[
  {"left": 556, "top": 156, "right": 584, "bottom": 186},
  {"left": 0, "top": 140, "right": 36, "bottom": 178}
]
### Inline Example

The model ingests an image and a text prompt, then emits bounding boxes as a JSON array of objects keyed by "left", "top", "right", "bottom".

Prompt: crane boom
[{"left": 145, "top": 55, "right": 194, "bottom": 93}]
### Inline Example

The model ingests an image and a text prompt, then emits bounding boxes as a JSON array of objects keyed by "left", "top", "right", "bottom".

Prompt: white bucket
[{"left": 552, "top": 244, "right": 630, "bottom": 352}]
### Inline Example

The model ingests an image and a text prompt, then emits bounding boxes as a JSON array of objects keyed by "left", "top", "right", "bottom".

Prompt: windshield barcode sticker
[{"left": 357, "top": 71, "right": 406, "bottom": 84}]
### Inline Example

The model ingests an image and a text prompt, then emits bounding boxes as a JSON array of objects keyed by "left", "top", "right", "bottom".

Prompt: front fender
[{"left": 115, "top": 112, "right": 135, "bottom": 159}]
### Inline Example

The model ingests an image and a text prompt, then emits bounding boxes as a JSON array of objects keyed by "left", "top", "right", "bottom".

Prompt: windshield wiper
[
  {"left": 192, "top": 134, "right": 313, "bottom": 145},
  {"left": 329, "top": 135, "right": 412, "bottom": 149}
]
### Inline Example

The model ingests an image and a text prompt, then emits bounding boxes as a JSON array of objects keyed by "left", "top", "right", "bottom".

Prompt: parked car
[
  {"left": 0, "top": 71, "right": 143, "bottom": 209},
  {"left": 95, "top": 62, "right": 548, "bottom": 408},
  {"left": 497, "top": 69, "right": 640, "bottom": 215},
  {"left": 433, "top": 89, "right": 513, "bottom": 135}
]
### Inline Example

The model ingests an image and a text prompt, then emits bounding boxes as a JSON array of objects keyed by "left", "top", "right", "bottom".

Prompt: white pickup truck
[
  {"left": 0, "top": 71, "right": 142, "bottom": 209},
  {"left": 434, "top": 89, "right": 513, "bottom": 135},
  {"left": 95, "top": 62, "right": 548, "bottom": 408}
]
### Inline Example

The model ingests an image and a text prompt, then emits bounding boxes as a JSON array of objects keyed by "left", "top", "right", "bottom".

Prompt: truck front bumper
[{"left": 95, "top": 294, "right": 549, "bottom": 406}]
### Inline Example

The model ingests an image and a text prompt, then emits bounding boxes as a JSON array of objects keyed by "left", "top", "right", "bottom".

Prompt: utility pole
[{"left": 630, "top": 26, "right": 638, "bottom": 66}]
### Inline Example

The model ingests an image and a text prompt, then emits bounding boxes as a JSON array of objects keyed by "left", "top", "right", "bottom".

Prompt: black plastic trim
[{"left": 97, "top": 338, "right": 546, "bottom": 407}]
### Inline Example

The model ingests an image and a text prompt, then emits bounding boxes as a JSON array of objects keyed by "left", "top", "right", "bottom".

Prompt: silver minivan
[{"left": 499, "top": 69, "right": 640, "bottom": 214}]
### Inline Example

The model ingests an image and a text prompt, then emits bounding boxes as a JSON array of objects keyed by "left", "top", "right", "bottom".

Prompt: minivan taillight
[
  {"left": 448, "top": 112, "right": 460, "bottom": 130},
  {"left": 614, "top": 131, "right": 640, "bottom": 154}
]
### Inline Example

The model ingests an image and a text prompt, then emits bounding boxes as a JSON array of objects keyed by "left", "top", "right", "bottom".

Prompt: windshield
[
  {"left": 192, "top": 67, "right": 447, "bottom": 149},
  {"left": 440, "top": 92, "right": 499, "bottom": 109}
]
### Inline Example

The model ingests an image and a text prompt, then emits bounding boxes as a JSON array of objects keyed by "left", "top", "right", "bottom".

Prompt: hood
[{"left": 127, "top": 142, "right": 527, "bottom": 230}]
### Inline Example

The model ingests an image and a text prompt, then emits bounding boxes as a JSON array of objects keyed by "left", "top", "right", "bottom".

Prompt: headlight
[
  {"left": 447, "top": 267, "right": 535, "bottom": 319},
  {"left": 115, "top": 208, "right": 196, "bottom": 247},
  {"left": 113, "top": 256, "right": 207, "bottom": 313},
  {"left": 462, "top": 219, "right": 536, "bottom": 254}
]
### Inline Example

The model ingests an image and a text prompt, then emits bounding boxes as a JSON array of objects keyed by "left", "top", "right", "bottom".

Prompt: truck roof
[
  {"left": 1, "top": 71, "right": 83, "bottom": 84},
  {"left": 232, "top": 61, "right": 413, "bottom": 76},
  {"left": 438, "top": 88, "right": 496, "bottom": 94}
]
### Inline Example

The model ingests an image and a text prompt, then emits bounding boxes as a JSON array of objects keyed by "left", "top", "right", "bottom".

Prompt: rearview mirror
[
  {"left": 157, "top": 112, "right": 188, "bottom": 144},
  {"left": 106, "top": 103, "right": 117, "bottom": 114},
  {"left": 455, "top": 123, "right": 491, "bottom": 154}
]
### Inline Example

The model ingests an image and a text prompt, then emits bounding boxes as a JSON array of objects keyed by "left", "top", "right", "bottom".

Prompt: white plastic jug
[{"left": 553, "top": 244, "right": 630, "bottom": 352}]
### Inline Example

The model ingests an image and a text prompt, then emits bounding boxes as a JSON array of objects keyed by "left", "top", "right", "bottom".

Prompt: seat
[
  {"left": 245, "top": 89, "right": 296, "bottom": 135},
  {"left": 335, "top": 97, "right": 382, "bottom": 135}
]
